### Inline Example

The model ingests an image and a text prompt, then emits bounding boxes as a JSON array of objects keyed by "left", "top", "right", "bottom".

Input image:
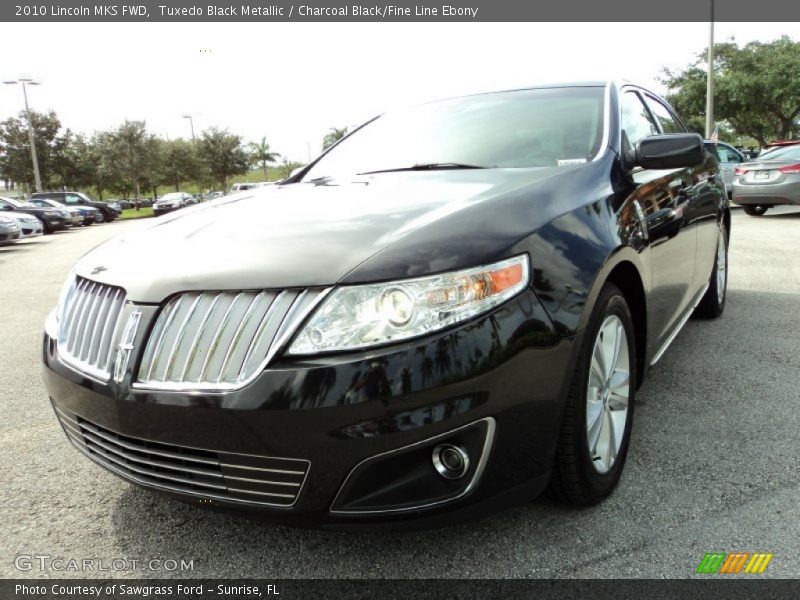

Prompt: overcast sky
[{"left": 1, "top": 22, "right": 794, "bottom": 162}]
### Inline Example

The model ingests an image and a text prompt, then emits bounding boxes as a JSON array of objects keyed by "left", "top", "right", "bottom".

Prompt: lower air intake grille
[{"left": 54, "top": 407, "right": 309, "bottom": 508}]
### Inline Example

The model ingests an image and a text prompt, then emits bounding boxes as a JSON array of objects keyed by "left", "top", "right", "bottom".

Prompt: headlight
[
  {"left": 0, "top": 216, "right": 14, "bottom": 225},
  {"left": 288, "top": 255, "right": 530, "bottom": 354},
  {"left": 60, "top": 210, "right": 70, "bottom": 218}
]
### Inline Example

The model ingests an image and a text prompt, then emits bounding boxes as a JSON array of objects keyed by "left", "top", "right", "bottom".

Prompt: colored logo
[{"left": 696, "top": 552, "right": 773, "bottom": 574}]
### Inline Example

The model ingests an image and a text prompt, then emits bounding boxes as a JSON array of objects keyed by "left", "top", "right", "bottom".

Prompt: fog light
[{"left": 432, "top": 444, "right": 469, "bottom": 479}]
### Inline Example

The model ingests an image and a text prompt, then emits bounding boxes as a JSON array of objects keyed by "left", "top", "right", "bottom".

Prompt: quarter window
[{"left": 620, "top": 91, "right": 658, "bottom": 148}]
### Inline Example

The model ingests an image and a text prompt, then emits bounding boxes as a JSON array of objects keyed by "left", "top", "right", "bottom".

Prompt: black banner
[
  {"left": 3, "top": 0, "right": 800, "bottom": 22},
  {"left": 3, "top": 580, "right": 800, "bottom": 600}
]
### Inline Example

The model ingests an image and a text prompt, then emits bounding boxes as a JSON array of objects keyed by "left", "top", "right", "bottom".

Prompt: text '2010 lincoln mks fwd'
[{"left": 43, "top": 82, "right": 729, "bottom": 528}]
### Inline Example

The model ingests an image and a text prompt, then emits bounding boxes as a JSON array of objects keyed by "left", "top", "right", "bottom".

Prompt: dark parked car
[
  {"left": 43, "top": 82, "right": 728, "bottom": 528},
  {"left": 152, "top": 192, "right": 196, "bottom": 217},
  {"left": 0, "top": 196, "right": 70, "bottom": 234},
  {"left": 28, "top": 197, "right": 100, "bottom": 226},
  {"left": 30, "top": 191, "right": 120, "bottom": 223}
]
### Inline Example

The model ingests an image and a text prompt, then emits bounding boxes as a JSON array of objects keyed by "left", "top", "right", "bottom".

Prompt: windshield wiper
[{"left": 358, "top": 162, "right": 490, "bottom": 175}]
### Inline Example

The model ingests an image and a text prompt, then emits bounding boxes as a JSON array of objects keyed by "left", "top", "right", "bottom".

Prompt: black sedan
[
  {"left": 43, "top": 82, "right": 728, "bottom": 528},
  {"left": 0, "top": 196, "right": 70, "bottom": 234}
]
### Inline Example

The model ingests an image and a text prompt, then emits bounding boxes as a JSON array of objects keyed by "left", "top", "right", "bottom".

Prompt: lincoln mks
[{"left": 43, "top": 82, "right": 729, "bottom": 528}]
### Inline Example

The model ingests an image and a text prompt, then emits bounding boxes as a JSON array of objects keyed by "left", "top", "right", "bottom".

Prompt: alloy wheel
[
  {"left": 716, "top": 228, "right": 727, "bottom": 304},
  {"left": 586, "top": 315, "right": 630, "bottom": 474}
]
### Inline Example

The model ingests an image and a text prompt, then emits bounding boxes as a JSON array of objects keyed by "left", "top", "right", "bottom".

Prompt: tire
[
  {"left": 548, "top": 283, "right": 636, "bottom": 505},
  {"left": 94, "top": 211, "right": 105, "bottom": 223},
  {"left": 743, "top": 205, "right": 768, "bottom": 216},
  {"left": 694, "top": 225, "right": 728, "bottom": 319}
]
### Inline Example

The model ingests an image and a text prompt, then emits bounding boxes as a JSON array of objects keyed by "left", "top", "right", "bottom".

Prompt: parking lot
[{"left": 1, "top": 207, "right": 799, "bottom": 579}]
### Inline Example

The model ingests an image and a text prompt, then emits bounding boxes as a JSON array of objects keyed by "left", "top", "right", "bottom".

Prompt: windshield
[
  {"left": 760, "top": 145, "right": 800, "bottom": 161},
  {"left": 160, "top": 193, "right": 183, "bottom": 201},
  {"left": 302, "top": 86, "right": 605, "bottom": 181}
]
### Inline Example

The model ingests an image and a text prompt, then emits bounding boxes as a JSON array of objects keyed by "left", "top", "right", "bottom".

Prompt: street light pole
[
  {"left": 4, "top": 78, "right": 43, "bottom": 192},
  {"left": 705, "top": 0, "right": 715, "bottom": 139},
  {"left": 182, "top": 114, "right": 195, "bottom": 141}
]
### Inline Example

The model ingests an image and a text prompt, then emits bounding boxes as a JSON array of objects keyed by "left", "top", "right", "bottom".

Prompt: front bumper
[{"left": 43, "top": 290, "right": 576, "bottom": 528}]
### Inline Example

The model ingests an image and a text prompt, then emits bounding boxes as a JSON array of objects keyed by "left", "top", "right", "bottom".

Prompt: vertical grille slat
[
  {"left": 56, "top": 277, "right": 127, "bottom": 382},
  {"left": 99, "top": 290, "right": 125, "bottom": 373},
  {"left": 178, "top": 293, "right": 223, "bottom": 381},
  {"left": 217, "top": 291, "right": 266, "bottom": 383},
  {"left": 86, "top": 287, "right": 113, "bottom": 365},
  {"left": 197, "top": 292, "right": 243, "bottom": 382},
  {"left": 54, "top": 409, "right": 309, "bottom": 508},
  {"left": 137, "top": 288, "right": 327, "bottom": 390}
]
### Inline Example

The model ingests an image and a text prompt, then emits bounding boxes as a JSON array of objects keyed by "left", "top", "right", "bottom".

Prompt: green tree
[
  {"left": 197, "top": 127, "right": 250, "bottom": 191},
  {"left": 322, "top": 126, "right": 348, "bottom": 151},
  {"left": 0, "top": 110, "right": 64, "bottom": 190},
  {"left": 158, "top": 138, "right": 201, "bottom": 191},
  {"left": 248, "top": 136, "right": 281, "bottom": 181},
  {"left": 52, "top": 132, "right": 96, "bottom": 190},
  {"left": 662, "top": 36, "right": 800, "bottom": 145},
  {"left": 276, "top": 156, "right": 305, "bottom": 181},
  {"left": 103, "top": 120, "right": 159, "bottom": 199}
]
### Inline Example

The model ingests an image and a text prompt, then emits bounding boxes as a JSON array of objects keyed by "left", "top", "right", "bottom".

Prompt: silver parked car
[
  {"left": 732, "top": 144, "right": 800, "bottom": 216},
  {"left": 0, "top": 215, "right": 21, "bottom": 245},
  {"left": 704, "top": 141, "right": 746, "bottom": 197},
  {"left": 0, "top": 210, "right": 44, "bottom": 238}
]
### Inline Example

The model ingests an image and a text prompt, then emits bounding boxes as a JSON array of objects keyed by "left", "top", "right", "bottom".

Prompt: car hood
[
  {"left": 74, "top": 167, "right": 584, "bottom": 303},
  {"left": 0, "top": 211, "right": 24, "bottom": 223},
  {"left": 20, "top": 206, "right": 61, "bottom": 216}
]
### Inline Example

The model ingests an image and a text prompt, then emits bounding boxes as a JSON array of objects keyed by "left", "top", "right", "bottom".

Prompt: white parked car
[{"left": 0, "top": 210, "right": 43, "bottom": 239}]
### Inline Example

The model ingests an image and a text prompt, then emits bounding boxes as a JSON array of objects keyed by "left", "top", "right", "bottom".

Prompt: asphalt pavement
[{"left": 1, "top": 207, "right": 798, "bottom": 579}]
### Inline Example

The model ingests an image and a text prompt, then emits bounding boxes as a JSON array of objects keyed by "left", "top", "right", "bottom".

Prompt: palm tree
[
  {"left": 322, "top": 126, "right": 349, "bottom": 151},
  {"left": 248, "top": 137, "right": 281, "bottom": 181}
]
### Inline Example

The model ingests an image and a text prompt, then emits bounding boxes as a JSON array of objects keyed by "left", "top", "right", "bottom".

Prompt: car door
[
  {"left": 619, "top": 89, "right": 698, "bottom": 351},
  {"left": 643, "top": 93, "right": 723, "bottom": 297}
]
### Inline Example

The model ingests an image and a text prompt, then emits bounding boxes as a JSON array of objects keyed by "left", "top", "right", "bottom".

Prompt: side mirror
[{"left": 635, "top": 133, "right": 704, "bottom": 170}]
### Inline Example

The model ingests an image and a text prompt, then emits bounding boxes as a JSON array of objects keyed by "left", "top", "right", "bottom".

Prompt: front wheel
[
  {"left": 694, "top": 225, "right": 728, "bottom": 319},
  {"left": 548, "top": 283, "right": 636, "bottom": 505},
  {"left": 743, "top": 205, "right": 768, "bottom": 216},
  {"left": 94, "top": 211, "right": 105, "bottom": 223}
]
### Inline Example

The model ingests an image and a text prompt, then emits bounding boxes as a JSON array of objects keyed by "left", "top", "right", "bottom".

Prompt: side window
[
  {"left": 717, "top": 145, "right": 743, "bottom": 163},
  {"left": 65, "top": 194, "right": 81, "bottom": 204},
  {"left": 620, "top": 91, "right": 658, "bottom": 148},
  {"left": 0, "top": 200, "right": 10, "bottom": 210},
  {"left": 643, "top": 96, "right": 685, "bottom": 134}
]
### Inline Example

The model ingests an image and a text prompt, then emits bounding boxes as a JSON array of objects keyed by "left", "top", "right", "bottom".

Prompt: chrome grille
[
  {"left": 54, "top": 406, "right": 309, "bottom": 508},
  {"left": 57, "top": 277, "right": 126, "bottom": 381},
  {"left": 137, "top": 288, "right": 328, "bottom": 391}
]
